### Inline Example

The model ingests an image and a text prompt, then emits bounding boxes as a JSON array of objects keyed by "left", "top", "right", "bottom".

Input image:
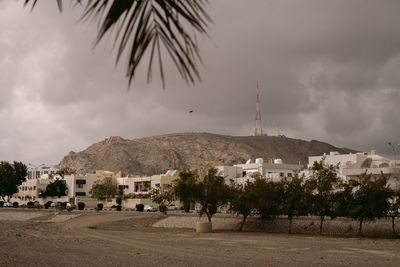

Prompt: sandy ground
[{"left": 0, "top": 209, "right": 400, "bottom": 266}]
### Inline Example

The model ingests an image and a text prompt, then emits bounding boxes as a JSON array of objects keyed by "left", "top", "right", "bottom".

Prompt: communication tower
[{"left": 254, "top": 81, "right": 266, "bottom": 136}]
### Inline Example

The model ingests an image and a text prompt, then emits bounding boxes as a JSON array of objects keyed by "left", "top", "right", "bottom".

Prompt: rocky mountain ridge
[{"left": 58, "top": 132, "right": 355, "bottom": 175}]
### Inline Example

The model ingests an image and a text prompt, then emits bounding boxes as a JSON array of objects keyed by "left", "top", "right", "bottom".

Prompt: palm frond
[{"left": 24, "top": 0, "right": 211, "bottom": 88}]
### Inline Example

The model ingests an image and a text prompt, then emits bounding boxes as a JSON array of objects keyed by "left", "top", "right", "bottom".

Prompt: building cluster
[{"left": 10, "top": 149, "right": 400, "bottom": 208}]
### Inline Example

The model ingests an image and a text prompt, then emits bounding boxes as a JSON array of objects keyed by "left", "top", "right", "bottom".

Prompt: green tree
[
  {"left": 252, "top": 178, "right": 284, "bottom": 220},
  {"left": 388, "top": 187, "right": 400, "bottom": 237},
  {"left": 193, "top": 168, "right": 231, "bottom": 222},
  {"left": 172, "top": 169, "right": 199, "bottom": 212},
  {"left": 305, "top": 160, "right": 339, "bottom": 235},
  {"left": 281, "top": 175, "right": 308, "bottom": 234},
  {"left": 229, "top": 181, "right": 257, "bottom": 231},
  {"left": 39, "top": 178, "right": 68, "bottom": 198},
  {"left": 25, "top": 0, "right": 211, "bottom": 87},
  {"left": 57, "top": 167, "right": 76, "bottom": 177},
  {"left": 349, "top": 172, "right": 392, "bottom": 236},
  {"left": 0, "top": 161, "right": 28, "bottom": 202},
  {"left": 150, "top": 187, "right": 175, "bottom": 214},
  {"left": 333, "top": 181, "right": 355, "bottom": 218},
  {"left": 90, "top": 177, "right": 117, "bottom": 201}
]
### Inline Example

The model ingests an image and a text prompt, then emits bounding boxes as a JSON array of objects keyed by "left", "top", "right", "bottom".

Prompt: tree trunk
[
  {"left": 205, "top": 210, "right": 211, "bottom": 222},
  {"left": 289, "top": 217, "right": 293, "bottom": 234},
  {"left": 239, "top": 215, "right": 247, "bottom": 232},
  {"left": 392, "top": 216, "right": 396, "bottom": 237},
  {"left": 319, "top": 216, "right": 324, "bottom": 235},
  {"left": 359, "top": 218, "right": 363, "bottom": 236}
]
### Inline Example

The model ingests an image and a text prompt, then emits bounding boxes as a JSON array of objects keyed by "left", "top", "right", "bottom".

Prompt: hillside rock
[{"left": 58, "top": 133, "right": 355, "bottom": 175}]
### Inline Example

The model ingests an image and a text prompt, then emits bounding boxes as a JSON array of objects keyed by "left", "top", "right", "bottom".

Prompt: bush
[
  {"left": 97, "top": 203, "right": 103, "bottom": 211},
  {"left": 116, "top": 196, "right": 122, "bottom": 205},
  {"left": 60, "top": 202, "right": 67, "bottom": 208},
  {"left": 67, "top": 207, "right": 73, "bottom": 212},
  {"left": 0, "top": 201, "right": 4, "bottom": 207},
  {"left": 13, "top": 202, "right": 18, "bottom": 208},
  {"left": 59, "top": 206, "right": 66, "bottom": 211},
  {"left": 116, "top": 205, "right": 122, "bottom": 211},
  {"left": 34, "top": 204, "right": 43, "bottom": 209},
  {"left": 44, "top": 201, "right": 53, "bottom": 209},
  {"left": 77, "top": 202, "right": 85, "bottom": 210},
  {"left": 136, "top": 204, "right": 144, "bottom": 212},
  {"left": 27, "top": 201, "right": 35, "bottom": 208}
]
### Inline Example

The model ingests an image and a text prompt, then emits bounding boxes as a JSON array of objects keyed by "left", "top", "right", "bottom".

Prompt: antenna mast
[{"left": 254, "top": 81, "right": 265, "bottom": 136}]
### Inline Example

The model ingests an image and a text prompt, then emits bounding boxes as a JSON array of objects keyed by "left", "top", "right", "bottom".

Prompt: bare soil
[{"left": 1, "top": 210, "right": 399, "bottom": 266}]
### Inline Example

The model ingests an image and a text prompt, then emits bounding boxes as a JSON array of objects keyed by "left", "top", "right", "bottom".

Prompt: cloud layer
[{"left": 1, "top": 0, "right": 400, "bottom": 165}]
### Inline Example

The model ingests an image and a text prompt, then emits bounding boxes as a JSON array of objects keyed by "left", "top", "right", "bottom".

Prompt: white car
[
  {"left": 143, "top": 205, "right": 157, "bottom": 212},
  {"left": 3, "top": 202, "right": 13, "bottom": 207},
  {"left": 166, "top": 204, "right": 179, "bottom": 210}
]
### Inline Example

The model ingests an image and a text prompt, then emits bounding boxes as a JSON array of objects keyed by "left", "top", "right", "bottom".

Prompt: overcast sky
[{"left": 1, "top": 0, "right": 400, "bottom": 166}]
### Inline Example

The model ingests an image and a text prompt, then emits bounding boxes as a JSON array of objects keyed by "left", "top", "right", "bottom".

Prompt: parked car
[
  {"left": 166, "top": 204, "right": 179, "bottom": 210},
  {"left": 3, "top": 202, "right": 13, "bottom": 207},
  {"left": 66, "top": 203, "right": 76, "bottom": 209},
  {"left": 143, "top": 205, "right": 157, "bottom": 212}
]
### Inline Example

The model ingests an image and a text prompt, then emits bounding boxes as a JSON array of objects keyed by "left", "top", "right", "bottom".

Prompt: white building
[
  {"left": 116, "top": 170, "right": 178, "bottom": 195},
  {"left": 307, "top": 150, "right": 400, "bottom": 188},
  {"left": 217, "top": 158, "right": 303, "bottom": 185}
]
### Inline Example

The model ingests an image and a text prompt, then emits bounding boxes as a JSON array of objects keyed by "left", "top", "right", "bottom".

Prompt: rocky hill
[{"left": 58, "top": 133, "right": 355, "bottom": 175}]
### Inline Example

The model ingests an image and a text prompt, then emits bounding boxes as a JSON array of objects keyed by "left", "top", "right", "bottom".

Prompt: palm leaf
[{"left": 24, "top": 0, "right": 211, "bottom": 87}]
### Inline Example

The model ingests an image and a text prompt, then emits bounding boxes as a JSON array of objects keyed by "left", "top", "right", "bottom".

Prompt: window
[
  {"left": 76, "top": 192, "right": 86, "bottom": 196},
  {"left": 287, "top": 173, "right": 292, "bottom": 177},
  {"left": 77, "top": 184, "right": 84, "bottom": 188},
  {"left": 33, "top": 186, "right": 36, "bottom": 190},
  {"left": 279, "top": 172, "right": 284, "bottom": 177},
  {"left": 76, "top": 179, "right": 86, "bottom": 185}
]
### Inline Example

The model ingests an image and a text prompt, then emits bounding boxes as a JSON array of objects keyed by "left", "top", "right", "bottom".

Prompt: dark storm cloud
[{"left": 0, "top": 0, "right": 400, "bottom": 165}]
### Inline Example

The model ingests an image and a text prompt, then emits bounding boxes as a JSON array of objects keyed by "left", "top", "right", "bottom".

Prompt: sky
[{"left": 1, "top": 0, "right": 400, "bottom": 166}]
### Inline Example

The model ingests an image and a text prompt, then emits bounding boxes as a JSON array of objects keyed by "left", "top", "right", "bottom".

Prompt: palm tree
[{"left": 24, "top": 0, "right": 211, "bottom": 87}]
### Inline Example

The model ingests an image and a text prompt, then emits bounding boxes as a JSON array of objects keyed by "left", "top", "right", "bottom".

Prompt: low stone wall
[{"left": 153, "top": 214, "right": 400, "bottom": 238}]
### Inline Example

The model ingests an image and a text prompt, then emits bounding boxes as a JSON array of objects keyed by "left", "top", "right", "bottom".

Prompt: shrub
[
  {"left": 97, "top": 203, "right": 103, "bottom": 211},
  {"left": 13, "top": 202, "right": 18, "bottom": 208},
  {"left": 34, "top": 204, "right": 43, "bottom": 209},
  {"left": 116, "top": 196, "right": 122, "bottom": 205},
  {"left": 77, "top": 202, "right": 85, "bottom": 210},
  {"left": 67, "top": 207, "right": 73, "bottom": 212},
  {"left": 116, "top": 205, "right": 122, "bottom": 211},
  {"left": 136, "top": 204, "right": 144, "bottom": 212},
  {"left": 0, "top": 201, "right": 4, "bottom": 207},
  {"left": 44, "top": 201, "right": 53, "bottom": 209},
  {"left": 27, "top": 201, "right": 35, "bottom": 208},
  {"left": 60, "top": 202, "right": 67, "bottom": 208},
  {"left": 59, "top": 206, "right": 66, "bottom": 211}
]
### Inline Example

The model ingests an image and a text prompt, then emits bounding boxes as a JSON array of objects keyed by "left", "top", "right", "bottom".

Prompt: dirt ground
[{"left": 0, "top": 210, "right": 400, "bottom": 267}]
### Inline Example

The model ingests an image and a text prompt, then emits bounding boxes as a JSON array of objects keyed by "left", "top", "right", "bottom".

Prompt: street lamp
[{"left": 388, "top": 142, "right": 399, "bottom": 165}]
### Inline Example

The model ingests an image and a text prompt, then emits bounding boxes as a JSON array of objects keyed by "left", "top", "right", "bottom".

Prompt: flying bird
[{"left": 189, "top": 110, "right": 194, "bottom": 113}]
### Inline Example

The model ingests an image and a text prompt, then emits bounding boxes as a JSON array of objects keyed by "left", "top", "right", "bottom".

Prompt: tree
[
  {"left": 149, "top": 187, "right": 175, "bottom": 214},
  {"left": 172, "top": 169, "right": 198, "bottom": 212},
  {"left": 57, "top": 167, "right": 76, "bottom": 177},
  {"left": 25, "top": 0, "right": 211, "bottom": 88},
  {"left": 281, "top": 175, "right": 308, "bottom": 234},
  {"left": 229, "top": 181, "right": 257, "bottom": 231},
  {"left": 305, "top": 160, "right": 339, "bottom": 235},
  {"left": 349, "top": 172, "right": 392, "bottom": 236},
  {"left": 388, "top": 187, "right": 400, "bottom": 237},
  {"left": 0, "top": 161, "right": 28, "bottom": 202},
  {"left": 252, "top": 178, "right": 284, "bottom": 220},
  {"left": 191, "top": 168, "right": 231, "bottom": 222},
  {"left": 90, "top": 177, "right": 117, "bottom": 201},
  {"left": 39, "top": 178, "right": 68, "bottom": 198}
]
